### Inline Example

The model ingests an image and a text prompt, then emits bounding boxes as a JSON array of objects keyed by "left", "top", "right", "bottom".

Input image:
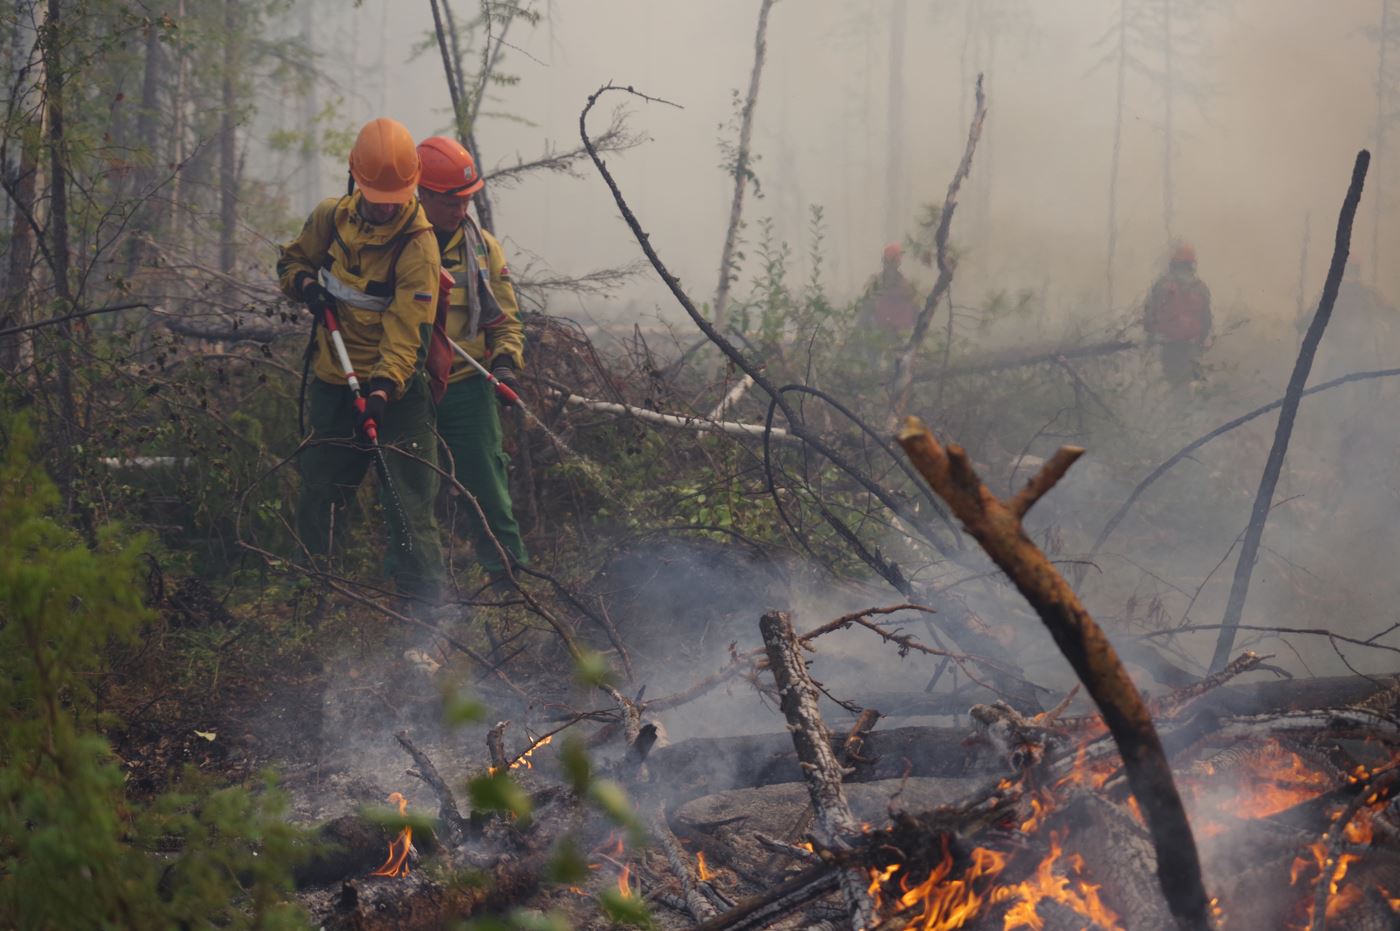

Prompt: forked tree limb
[
  {"left": 1211, "top": 150, "right": 1370, "bottom": 671},
  {"left": 395, "top": 730, "right": 469, "bottom": 845},
  {"left": 759, "top": 610, "right": 875, "bottom": 930},
  {"left": 896, "top": 418, "right": 1212, "bottom": 930},
  {"left": 1009, "top": 445, "right": 1084, "bottom": 519},
  {"left": 888, "top": 75, "right": 989, "bottom": 420}
]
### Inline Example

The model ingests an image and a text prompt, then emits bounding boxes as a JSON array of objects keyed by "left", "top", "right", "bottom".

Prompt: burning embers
[
  {"left": 862, "top": 814, "right": 1123, "bottom": 930},
  {"left": 852, "top": 732, "right": 1400, "bottom": 930},
  {"left": 369, "top": 792, "right": 415, "bottom": 878}
]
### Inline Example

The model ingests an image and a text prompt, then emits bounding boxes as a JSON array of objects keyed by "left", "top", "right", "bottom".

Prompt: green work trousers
[
  {"left": 296, "top": 375, "right": 445, "bottom": 600},
  {"left": 436, "top": 375, "right": 529, "bottom": 572}
]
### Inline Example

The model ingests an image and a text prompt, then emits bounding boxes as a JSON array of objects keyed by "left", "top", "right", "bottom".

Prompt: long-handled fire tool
[
  {"left": 446, "top": 338, "right": 521, "bottom": 407},
  {"left": 320, "top": 306, "right": 413, "bottom": 553}
]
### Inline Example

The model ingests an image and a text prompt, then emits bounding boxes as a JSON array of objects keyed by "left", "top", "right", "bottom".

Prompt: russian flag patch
[{"left": 413, "top": 290, "right": 433, "bottom": 303}]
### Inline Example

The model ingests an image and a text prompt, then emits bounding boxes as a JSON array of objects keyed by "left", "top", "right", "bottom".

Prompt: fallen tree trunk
[
  {"left": 555, "top": 389, "right": 798, "bottom": 443},
  {"left": 647, "top": 674, "right": 1391, "bottom": 803},
  {"left": 911, "top": 338, "right": 1137, "bottom": 381},
  {"left": 646, "top": 724, "right": 979, "bottom": 801}
]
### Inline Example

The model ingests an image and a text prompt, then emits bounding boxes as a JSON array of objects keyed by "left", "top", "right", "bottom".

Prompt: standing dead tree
[
  {"left": 1210, "top": 150, "right": 1370, "bottom": 672},
  {"left": 887, "top": 75, "right": 988, "bottom": 423},
  {"left": 712, "top": 0, "right": 777, "bottom": 332},
  {"left": 896, "top": 418, "right": 1213, "bottom": 930},
  {"left": 1368, "top": 0, "right": 1400, "bottom": 283}
]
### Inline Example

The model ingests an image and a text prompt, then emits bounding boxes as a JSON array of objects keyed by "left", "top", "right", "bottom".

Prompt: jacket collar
[{"left": 337, "top": 192, "right": 432, "bottom": 245}]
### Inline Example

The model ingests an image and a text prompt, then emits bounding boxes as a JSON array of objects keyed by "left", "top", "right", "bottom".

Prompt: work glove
[
  {"left": 298, "top": 275, "right": 336, "bottom": 326},
  {"left": 357, "top": 379, "right": 394, "bottom": 440},
  {"left": 490, "top": 361, "right": 520, "bottom": 408}
]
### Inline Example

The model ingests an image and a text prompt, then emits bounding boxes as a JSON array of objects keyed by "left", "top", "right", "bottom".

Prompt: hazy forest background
[{"left": 4, "top": 0, "right": 1400, "bottom": 928}]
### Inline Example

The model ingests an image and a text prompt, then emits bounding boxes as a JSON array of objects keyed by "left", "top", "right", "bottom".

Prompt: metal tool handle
[
  {"left": 321, "top": 308, "right": 378, "bottom": 443},
  {"left": 447, "top": 336, "right": 521, "bottom": 405}
]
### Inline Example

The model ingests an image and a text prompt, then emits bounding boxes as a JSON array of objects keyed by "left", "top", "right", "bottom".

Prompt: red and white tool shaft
[
  {"left": 321, "top": 308, "right": 378, "bottom": 443},
  {"left": 447, "top": 337, "right": 521, "bottom": 406}
]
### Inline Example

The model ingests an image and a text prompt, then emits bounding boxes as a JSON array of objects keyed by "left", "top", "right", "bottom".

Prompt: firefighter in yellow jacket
[
  {"left": 276, "top": 117, "right": 445, "bottom": 603},
  {"left": 415, "top": 136, "right": 529, "bottom": 580}
]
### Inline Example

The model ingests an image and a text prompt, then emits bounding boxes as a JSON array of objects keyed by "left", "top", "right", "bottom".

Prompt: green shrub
[{"left": 0, "top": 416, "right": 305, "bottom": 929}]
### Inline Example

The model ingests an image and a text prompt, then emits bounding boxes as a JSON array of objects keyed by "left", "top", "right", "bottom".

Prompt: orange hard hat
[
  {"left": 883, "top": 243, "right": 904, "bottom": 262},
  {"left": 1171, "top": 242, "right": 1196, "bottom": 264},
  {"left": 417, "top": 136, "right": 484, "bottom": 197},
  {"left": 349, "top": 118, "right": 420, "bottom": 204}
]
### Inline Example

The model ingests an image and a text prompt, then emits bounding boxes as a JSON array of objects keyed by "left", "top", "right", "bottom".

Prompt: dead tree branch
[
  {"left": 1212, "top": 150, "right": 1370, "bottom": 671},
  {"left": 712, "top": 0, "right": 777, "bottom": 331},
  {"left": 579, "top": 83, "right": 958, "bottom": 557},
  {"left": 692, "top": 863, "right": 838, "bottom": 931},
  {"left": 395, "top": 730, "right": 469, "bottom": 845},
  {"left": 484, "top": 109, "right": 642, "bottom": 187},
  {"left": 896, "top": 418, "right": 1212, "bottom": 930},
  {"left": 760, "top": 610, "right": 875, "bottom": 930},
  {"left": 888, "top": 75, "right": 988, "bottom": 420},
  {"left": 650, "top": 802, "right": 717, "bottom": 921}
]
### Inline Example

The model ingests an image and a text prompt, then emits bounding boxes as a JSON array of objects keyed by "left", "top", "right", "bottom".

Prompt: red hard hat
[
  {"left": 883, "top": 243, "right": 904, "bottom": 262},
  {"left": 1171, "top": 242, "right": 1196, "bottom": 264},
  {"left": 416, "top": 136, "right": 484, "bottom": 197}
]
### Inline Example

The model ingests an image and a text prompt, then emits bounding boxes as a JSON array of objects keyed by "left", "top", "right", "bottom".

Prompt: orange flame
[
  {"left": 697, "top": 851, "right": 713, "bottom": 882},
  {"left": 510, "top": 733, "right": 555, "bottom": 771},
  {"left": 617, "top": 863, "right": 633, "bottom": 897},
  {"left": 997, "top": 832, "right": 1124, "bottom": 931},
  {"left": 886, "top": 839, "right": 1007, "bottom": 931},
  {"left": 370, "top": 792, "right": 414, "bottom": 878}
]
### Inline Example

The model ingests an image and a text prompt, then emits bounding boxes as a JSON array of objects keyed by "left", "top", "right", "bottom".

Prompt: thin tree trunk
[
  {"left": 1106, "top": 0, "right": 1127, "bottom": 309},
  {"left": 1161, "top": 0, "right": 1175, "bottom": 243},
  {"left": 712, "top": 0, "right": 777, "bottom": 332},
  {"left": 44, "top": 0, "right": 75, "bottom": 436},
  {"left": 442, "top": 0, "right": 497, "bottom": 233},
  {"left": 2, "top": 0, "right": 40, "bottom": 373},
  {"left": 1211, "top": 152, "right": 1370, "bottom": 672},
  {"left": 1295, "top": 212, "right": 1310, "bottom": 336},
  {"left": 165, "top": 0, "right": 188, "bottom": 254},
  {"left": 218, "top": 0, "right": 238, "bottom": 278},
  {"left": 883, "top": 0, "right": 906, "bottom": 241},
  {"left": 298, "top": 0, "right": 317, "bottom": 215},
  {"left": 1372, "top": 0, "right": 1390, "bottom": 286},
  {"left": 122, "top": 10, "right": 165, "bottom": 280}
]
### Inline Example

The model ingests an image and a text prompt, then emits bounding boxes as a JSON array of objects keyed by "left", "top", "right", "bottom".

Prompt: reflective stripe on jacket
[
  {"left": 277, "top": 193, "right": 441, "bottom": 397},
  {"left": 439, "top": 216, "right": 525, "bottom": 383}
]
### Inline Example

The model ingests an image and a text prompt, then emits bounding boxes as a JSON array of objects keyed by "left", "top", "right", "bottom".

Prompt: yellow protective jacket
[
  {"left": 277, "top": 193, "right": 441, "bottom": 398},
  {"left": 439, "top": 216, "right": 525, "bottom": 383}
]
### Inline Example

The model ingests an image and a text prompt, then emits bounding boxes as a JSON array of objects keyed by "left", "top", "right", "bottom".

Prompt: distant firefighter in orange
[
  {"left": 861, "top": 243, "right": 921, "bottom": 334},
  {"left": 1143, "top": 242, "right": 1212, "bottom": 388}
]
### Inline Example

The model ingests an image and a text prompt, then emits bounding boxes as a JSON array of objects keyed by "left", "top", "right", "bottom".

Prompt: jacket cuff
[{"left": 366, "top": 377, "right": 397, "bottom": 399}]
